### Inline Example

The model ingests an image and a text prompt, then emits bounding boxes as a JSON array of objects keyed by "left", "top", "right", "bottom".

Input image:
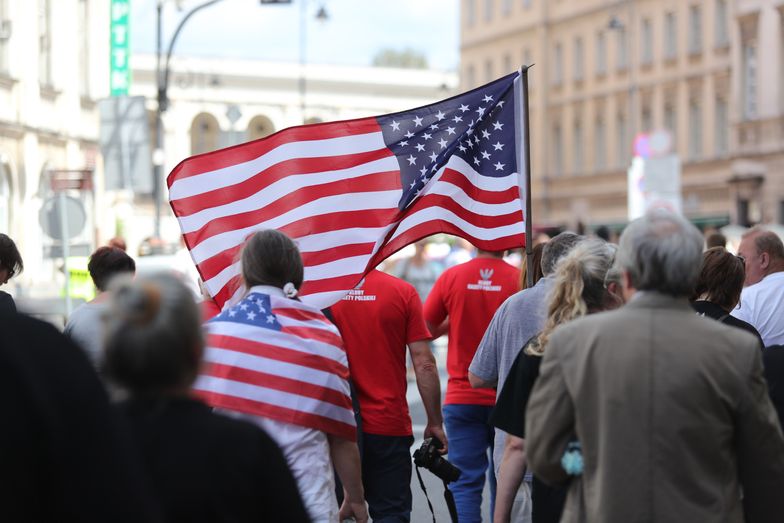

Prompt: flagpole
[{"left": 520, "top": 64, "right": 534, "bottom": 288}]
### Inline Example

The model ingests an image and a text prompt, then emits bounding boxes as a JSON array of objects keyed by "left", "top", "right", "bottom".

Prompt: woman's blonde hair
[{"left": 526, "top": 239, "right": 616, "bottom": 355}]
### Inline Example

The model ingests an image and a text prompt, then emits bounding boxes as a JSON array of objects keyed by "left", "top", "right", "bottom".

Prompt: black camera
[{"left": 413, "top": 438, "right": 461, "bottom": 483}]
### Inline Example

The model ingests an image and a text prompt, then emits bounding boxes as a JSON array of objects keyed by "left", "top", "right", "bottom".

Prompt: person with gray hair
[
  {"left": 525, "top": 210, "right": 784, "bottom": 523},
  {"left": 468, "top": 231, "right": 583, "bottom": 522},
  {"left": 104, "top": 272, "right": 310, "bottom": 523},
  {"left": 731, "top": 226, "right": 784, "bottom": 346}
]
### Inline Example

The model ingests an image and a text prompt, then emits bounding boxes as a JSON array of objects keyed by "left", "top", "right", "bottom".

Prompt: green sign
[{"left": 110, "top": 0, "right": 131, "bottom": 96}]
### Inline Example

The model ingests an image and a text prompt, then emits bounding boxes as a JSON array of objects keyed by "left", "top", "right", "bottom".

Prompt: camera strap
[
  {"left": 414, "top": 465, "right": 459, "bottom": 523},
  {"left": 414, "top": 465, "right": 437, "bottom": 523}
]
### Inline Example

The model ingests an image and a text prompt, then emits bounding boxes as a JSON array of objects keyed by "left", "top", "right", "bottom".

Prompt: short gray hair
[
  {"left": 743, "top": 226, "right": 784, "bottom": 261},
  {"left": 541, "top": 232, "right": 583, "bottom": 276},
  {"left": 617, "top": 210, "right": 703, "bottom": 296},
  {"left": 103, "top": 273, "right": 204, "bottom": 394}
]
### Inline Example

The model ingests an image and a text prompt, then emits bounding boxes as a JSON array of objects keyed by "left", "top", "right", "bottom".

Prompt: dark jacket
[
  {"left": 0, "top": 313, "right": 162, "bottom": 522},
  {"left": 119, "top": 396, "right": 310, "bottom": 523}
]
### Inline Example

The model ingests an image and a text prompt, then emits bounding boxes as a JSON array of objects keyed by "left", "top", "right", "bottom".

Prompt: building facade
[
  {"left": 128, "top": 54, "right": 458, "bottom": 247},
  {"left": 461, "top": 0, "right": 784, "bottom": 230},
  {"left": 0, "top": 0, "right": 109, "bottom": 290}
]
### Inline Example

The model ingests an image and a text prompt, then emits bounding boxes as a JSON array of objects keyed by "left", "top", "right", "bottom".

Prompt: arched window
[
  {"left": 304, "top": 117, "right": 323, "bottom": 125},
  {"left": 247, "top": 115, "right": 275, "bottom": 141},
  {"left": 190, "top": 113, "right": 220, "bottom": 155}
]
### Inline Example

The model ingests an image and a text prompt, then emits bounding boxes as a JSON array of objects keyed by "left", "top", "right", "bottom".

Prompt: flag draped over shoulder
[
  {"left": 194, "top": 288, "right": 357, "bottom": 441},
  {"left": 168, "top": 72, "right": 529, "bottom": 309}
]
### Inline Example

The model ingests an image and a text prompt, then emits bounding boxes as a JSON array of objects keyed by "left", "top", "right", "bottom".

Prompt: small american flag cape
[
  {"left": 193, "top": 287, "right": 356, "bottom": 441},
  {"left": 168, "top": 72, "right": 528, "bottom": 309}
]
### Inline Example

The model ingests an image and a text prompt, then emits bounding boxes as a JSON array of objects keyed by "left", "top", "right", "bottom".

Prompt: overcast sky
[{"left": 131, "top": 0, "right": 460, "bottom": 70}]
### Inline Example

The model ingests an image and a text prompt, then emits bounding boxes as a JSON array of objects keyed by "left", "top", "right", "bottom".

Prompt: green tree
[{"left": 372, "top": 48, "right": 428, "bottom": 69}]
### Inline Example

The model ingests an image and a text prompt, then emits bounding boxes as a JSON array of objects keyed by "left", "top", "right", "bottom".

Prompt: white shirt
[
  {"left": 223, "top": 412, "right": 338, "bottom": 523},
  {"left": 732, "top": 271, "right": 784, "bottom": 347}
]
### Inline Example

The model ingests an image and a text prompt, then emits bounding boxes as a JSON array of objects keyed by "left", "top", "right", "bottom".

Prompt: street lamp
[
  {"left": 607, "top": 5, "right": 637, "bottom": 163},
  {"left": 299, "top": 1, "right": 329, "bottom": 123}
]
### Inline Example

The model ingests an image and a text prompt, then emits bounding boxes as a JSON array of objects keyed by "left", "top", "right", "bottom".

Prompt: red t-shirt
[
  {"left": 330, "top": 269, "right": 432, "bottom": 436},
  {"left": 424, "top": 257, "right": 520, "bottom": 406}
]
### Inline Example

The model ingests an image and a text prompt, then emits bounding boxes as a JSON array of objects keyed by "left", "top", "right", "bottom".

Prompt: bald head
[{"left": 737, "top": 227, "right": 784, "bottom": 286}]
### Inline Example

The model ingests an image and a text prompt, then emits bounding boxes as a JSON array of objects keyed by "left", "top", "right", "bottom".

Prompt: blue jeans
[
  {"left": 360, "top": 433, "right": 415, "bottom": 522},
  {"left": 443, "top": 404, "right": 496, "bottom": 523}
]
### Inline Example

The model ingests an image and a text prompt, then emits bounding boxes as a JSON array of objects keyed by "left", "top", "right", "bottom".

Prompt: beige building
[{"left": 461, "top": 0, "right": 784, "bottom": 231}]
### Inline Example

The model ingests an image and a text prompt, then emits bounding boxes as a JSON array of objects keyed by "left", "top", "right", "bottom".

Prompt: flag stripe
[
  {"left": 181, "top": 170, "right": 401, "bottom": 242},
  {"left": 169, "top": 118, "right": 380, "bottom": 181},
  {"left": 204, "top": 362, "right": 351, "bottom": 408},
  {"left": 208, "top": 335, "right": 349, "bottom": 378},
  {"left": 172, "top": 148, "right": 394, "bottom": 217},
  {"left": 194, "top": 387, "right": 356, "bottom": 441}
]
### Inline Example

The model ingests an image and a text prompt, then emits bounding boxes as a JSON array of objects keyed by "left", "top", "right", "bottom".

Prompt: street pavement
[{"left": 407, "top": 341, "right": 493, "bottom": 522}]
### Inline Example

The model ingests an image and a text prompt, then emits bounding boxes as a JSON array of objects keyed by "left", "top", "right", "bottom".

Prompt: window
[
  {"left": 0, "top": 0, "right": 9, "bottom": 74},
  {"left": 191, "top": 113, "right": 220, "bottom": 155},
  {"left": 688, "top": 99, "right": 702, "bottom": 160},
  {"left": 573, "top": 118, "right": 583, "bottom": 174},
  {"left": 466, "top": 0, "right": 476, "bottom": 27},
  {"left": 664, "top": 12, "right": 677, "bottom": 60},
  {"left": 484, "top": 0, "right": 493, "bottom": 22},
  {"left": 484, "top": 58, "right": 493, "bottom": 81},
  {"left": 0, "top": 162, "right": 10, "bottom": 235},
  {"left": 664, "top": 102, "right": 677, "bottom": 142},
  {"left": 465, "top": 64, "right": 475, "bottom": 88},
  {"left": 247, "top": 115, "right": 275, "bottom": 141},
  {"left": 38, "top": 0, "right": 52, "bottom": 86},
  {"left": 641, "top": 18, "right": 653, "bottom": 65},
  {"left": 715, "top": 97, "right": 728, "bottom": 155},
  {"left": 503, "top": 53, "right": 512, "bottom": 73},
  {"left": 688, "top": 5, "right": 702, "bottom": 55},
  {"left": 616, "top": 28, "right": 628, "bottom": 71},
  {"left": 77, "top": 0, "right": 89, "bottom": 97},
  {"left": 522, "top": 0, "right": 532, "bottom": 8},
  {"left": 595, "top": 117, "right": 606, "bottom": 171},
  {"left": 715, "top": 0, "right": 728, "bottom": 47},
  {"left": 743, "top": 42, "right": 757, "bottom": 119},
  {"left": 502, "top": 0, "right": 512, "bottom": 15},
  {"left": 616, "top": 112, "right": 628, "bottom": 167},
  {"left": 596, "top": 31, "right": 607, "bottom": 75},
  {"left": 552, "top": 42, "right": 563, "bottom": 85},
  {"left": 641, "top": 105, "right": 652, "bottom": 133},
  {"left": 779, "top": 200, "right": 784, "bottom": 225},
  {"left": 552, "top": 123, "right": 563, "bottom": 176},
  {"left": 574, "top": 37, "right": 584, "bottom": 81},
  {"left": 523, "top": 48, "right": 532, "bottom": 67}
]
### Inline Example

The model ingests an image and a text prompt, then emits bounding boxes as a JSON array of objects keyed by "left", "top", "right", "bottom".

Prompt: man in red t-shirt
[
  {"left": 331, "top": 269, "right": 446, "bottom": 522},
  {"left": 423, "top": 250, "right": 520, "bottom": 523}
]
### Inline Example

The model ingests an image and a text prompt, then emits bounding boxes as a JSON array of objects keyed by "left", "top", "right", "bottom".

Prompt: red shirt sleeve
[
  {"left": 405, "top": 285, "right": 433, "bottom": 343},
  {"left": 423, "top": 271, "right": 448, "bottom": 327}
]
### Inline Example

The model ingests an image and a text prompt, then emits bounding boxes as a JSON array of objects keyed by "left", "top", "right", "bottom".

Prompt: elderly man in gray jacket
[{"left": 526, "top": 210, "right": 784, "bottom": 523}]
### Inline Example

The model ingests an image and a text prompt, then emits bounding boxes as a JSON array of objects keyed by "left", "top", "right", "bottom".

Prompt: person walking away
[
  {"left": 691, "top": 247, "right": 763, "bottom": 347},
  {"left": 424, "top": 247, "right": 520, "bottom": 523},
  {"left": 103, "top": 272, "right": 309, "bottom": 522},
  {"left": 731, "top": 226, "right": 784, "bottom": 346},
  {"left": 468, "top": 233, "right": 583, "bottom": 522},
  {"left": 0, "top": 233, "right": 23, "bottom": 314},
  {"left": 526, "top": 210, "right": 784, "bottom": 523},
  {"left": 491, "top": 240, "right": 621, "bottom": 523},
  {"left": 394, "top": 239, "right": 440, "bottom": 303},
  {"left": 194, "top": 230, "right": 368, "bottom": 523},
  {"left": 331, "top": 269, "right": 446, "bottom": 522},
  {"left": 64, "top": 246, "right": 135, "bottom": 369}
]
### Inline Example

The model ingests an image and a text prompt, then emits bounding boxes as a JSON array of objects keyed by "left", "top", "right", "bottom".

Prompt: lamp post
[
  {"left": 608, "top": 2, "right": 637, "bottom": 162},
  {"left": 299, "top": 1, "right": 329, "bottom": 123},
  {"left": 154, "top": 0, "right": 224, "bottom": 239}
]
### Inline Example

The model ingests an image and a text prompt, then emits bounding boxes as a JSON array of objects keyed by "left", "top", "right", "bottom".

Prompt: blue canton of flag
[
  {"left": 377, "top": 72, "right": 519, "bottom": 210},
  {"left": 210, "top": 292, "right": 281, "bottom": 331}
]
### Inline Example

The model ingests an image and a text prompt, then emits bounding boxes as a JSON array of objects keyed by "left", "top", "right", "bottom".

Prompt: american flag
[
  {"left": 193, "top": 289, "right": 356, "bottom": 441},
  {"left": 168, "top": 71, "right": 528, "bottom": 309}
]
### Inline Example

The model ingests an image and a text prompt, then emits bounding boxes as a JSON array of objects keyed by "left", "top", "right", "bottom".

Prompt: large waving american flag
[
  {"left": 168, "top": 72, "right": 528, "bottom": 309},
  {"left": 194, "top": 288, "right": 356, "bottom": 441}
]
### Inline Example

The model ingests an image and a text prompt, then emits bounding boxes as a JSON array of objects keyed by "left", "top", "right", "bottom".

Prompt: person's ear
[{"left": 760, "top": 252, "right": 770, "bottom": 270}]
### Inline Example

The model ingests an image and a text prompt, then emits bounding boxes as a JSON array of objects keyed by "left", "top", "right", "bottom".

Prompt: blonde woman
[{"left": 491, "top": 239, "right": 621, "bottom": 523}]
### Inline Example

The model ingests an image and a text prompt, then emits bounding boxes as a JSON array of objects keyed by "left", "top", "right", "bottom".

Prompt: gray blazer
[{"left": 525, "top": 292, "right": 784, "bottom": 523}]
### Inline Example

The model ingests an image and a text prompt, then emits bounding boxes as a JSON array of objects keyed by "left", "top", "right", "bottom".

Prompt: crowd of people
[{"left": 1, "top": 210, "right": 784, "bottom": 523}]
